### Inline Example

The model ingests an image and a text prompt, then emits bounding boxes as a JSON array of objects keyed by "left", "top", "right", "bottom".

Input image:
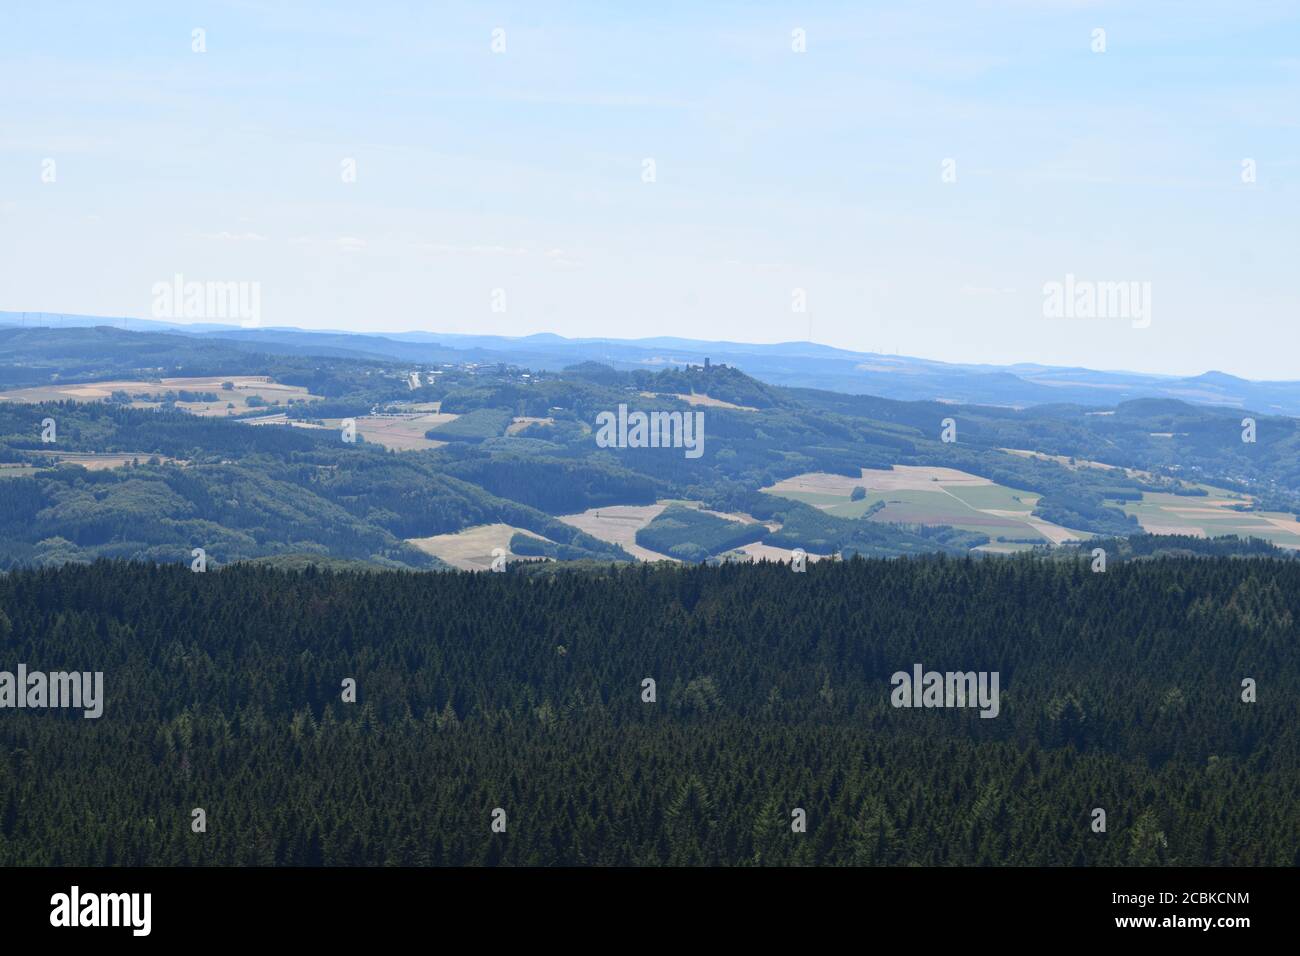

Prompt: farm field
[
  {"left": 405, "top": 523, "right": 550, "bottom": 571},
  {"left": 325, "top": 413, "right": 458, "bottom": 451},
  {"left": 557, "top": 503, "right": 675, "bottom": 562},
  {"left": 639, "top": 391, "right": 759, "bottom": 411},
  {"left": 0, "top": 375, "right": 321, "bottom": 417},
  {"left": 506, "top": 416, "right": 554, "bottom": 435},
  {"left": 729, "top": 541, "right": 830, "bottom": 564},
  {"left": 241, "top": 414, "right": 330, "bottom": 429},
  {"left": 657, "top": 498, "right": 774, "bottom": 529},
  {"left": 1115, "top": 490, "right": 1300, "bottom": 548},
  {"left": 763, "top": 465, "right": 1085, "bottom": 547},
  {"left": 558, "top": 499, "right": 782, "bottom": 563},
  {"left": 1001, "top": 447, "right": 1165, "bottom": 483},
  {"left": 25, "top": 450, "right": 184, "bottom": 470},
  {"left": 972, "top": 541, "right": 1029, "bottom": 555}
]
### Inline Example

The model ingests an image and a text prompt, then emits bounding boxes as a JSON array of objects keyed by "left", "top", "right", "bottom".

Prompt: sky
[{"left": 1, "top": 1, "right": 1297, "bottom": 378}]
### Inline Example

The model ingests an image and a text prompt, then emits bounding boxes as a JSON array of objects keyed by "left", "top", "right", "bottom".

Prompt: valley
[{"left": 0, "top": 324, "right": 1298, "bottom": 570}]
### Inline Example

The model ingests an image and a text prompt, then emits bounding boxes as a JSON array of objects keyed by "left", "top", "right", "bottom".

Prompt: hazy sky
[{"left": 2, "top": 1, "right": 1297, "bottom": 377}]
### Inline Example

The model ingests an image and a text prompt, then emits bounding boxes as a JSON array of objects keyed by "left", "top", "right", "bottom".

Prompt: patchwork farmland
[
  {"left": 558, "top": 499, "right": 807, "bottom": 565},
  {"left": 0, "top": 375, "right": 322, "bottom": 417},
  {"left": 1115, "top": 489, "right": 1300, "bottom": 549},
  {"left": 763, "top": 465, "right": 1086, "bottom": 551},
  {"left": 326, "top": 412, "right": 460, "bottom": 451}
]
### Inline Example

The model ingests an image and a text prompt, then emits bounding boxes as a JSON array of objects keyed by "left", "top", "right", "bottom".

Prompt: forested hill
[
  {"left": 11, "top": 319, "right": 1300, "bottom": 416},
  {"left": 1, "top": 557, "right": 1296, "bottom": 865},
  {"left": 3, "top": 327, "right": 1300, "bottom": 569}
]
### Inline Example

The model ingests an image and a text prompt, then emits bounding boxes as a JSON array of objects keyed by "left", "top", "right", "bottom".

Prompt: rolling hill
[
  {"left": 1, "top": 323, "right": 1298, "bottom": 569},
  {"left": 8, "top": 314, "right": 1300, "bottom": 415}
]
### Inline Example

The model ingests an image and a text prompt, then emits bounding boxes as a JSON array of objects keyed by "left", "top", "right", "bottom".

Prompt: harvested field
[
  {"left": 764, "top": 466, "right": 1085, "bottom": 546},
  {"left": 731, "top": 541, "right": 830, "bottom": 564},
  {"left": 639, "top": 391, "right": 759, "bottom": 412},
  {"left": 1000, "top": 447, "right": 1163, "bottom": 483},
  {"left": 0, "top": 464, "right": 40, "bottom": 478},
  {"left": 241, "top": 414, "right": 330, "bottom": 429},
  {"left": 341, "top": 413, "right": 458, "bottom": 451},
  {"left": 0, "top": 375, "right": 321, "bottom": 417},
  {"left": 507, "top": 416, "right": 555, "bottom": 435},
  {"left": 1117, "top": 490, "right": 1300, "bottom": 549},
  {"left": 25, "top": 450, "right": 184, "bottom": 470},
  {"left": 406, "top": 523, "right": 551, "bottom": 571},
  {"left": 557, "top": 503, "right": 675, "bottom": 562},
  {"left": 558, "top": 500, "right": 777, "bottom": 563}
]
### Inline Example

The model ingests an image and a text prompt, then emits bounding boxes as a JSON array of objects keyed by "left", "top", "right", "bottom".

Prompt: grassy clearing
[{"left": 0, "top": 464, "right": 40, "bottom": 478}]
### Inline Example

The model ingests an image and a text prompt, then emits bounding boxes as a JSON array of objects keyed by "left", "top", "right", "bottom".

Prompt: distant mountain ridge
[{"left": 3, "top": 311, "right": 1299, "bottom": 416}]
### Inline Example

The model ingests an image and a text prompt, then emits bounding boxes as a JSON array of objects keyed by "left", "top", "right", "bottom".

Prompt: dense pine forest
[{"left": 1, "top": 555, "right": 1296, "bottom": 866}]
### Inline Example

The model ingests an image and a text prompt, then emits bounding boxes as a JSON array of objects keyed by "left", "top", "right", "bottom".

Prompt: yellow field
[
  {"left": 241, "top": 414, "right": 330, "bottom": 429},
  {"left": 557, "top": 503, "right": 675, "bottom": 562},
  {"left": 557, "top": 499, "right": 782, "bottom": 563},
  {"left": 0, "top": 375, "right": 321, "bottom": 417},
  {"left": 406, "top": 523, "right": 551, "bottom": 571},
  {"left": 639, "top": 391, "right": 758, "bottom": 412},
  {"left": 764, "top": 465, "right": 1085, "bottom": 547},
  {"left": 337, "top": 413, "right": 459, "bottom": 451},
  {"left": 972, "top": 541, "right": 1026, "bottom": 555},
  {"left": 768, "top": 465, "right": 994, "bottom": 497},
  {"left": 0, "top": 464, "right": 41, "bottom": 478},
  {"left": 1000, "top": 448, "right": 1163, "bottom": 483},
  {"left": 729, "top": 541, "right": 830, "bottom": 565},
  {"left": 25, "top": 451, "right": 184, "bottom": 471},
  {"left": 506, "top": 416, "right": 555, "bottom": 436},
  {"left": 1118, "top": 490, "right": 1300, "bottom": 549}
]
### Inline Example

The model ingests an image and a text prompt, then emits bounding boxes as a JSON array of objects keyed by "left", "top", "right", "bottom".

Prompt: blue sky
[{"left": 1, "top": 1, "right": 1297, "bottom": 377}]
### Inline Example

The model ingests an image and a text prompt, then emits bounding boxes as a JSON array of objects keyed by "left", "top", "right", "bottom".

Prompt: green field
[
  {"left": 1116, "top": 490, "right": 1300, "bottom": 549},
  {"left": 943, "top": 484, "right": 1040, "bottom": 511},
  {"left": 866, "top": 490, "right": 1044, "bottom": 538},
  {"left": 763, "top": 467, "right": 1081, "bottom": 546}
]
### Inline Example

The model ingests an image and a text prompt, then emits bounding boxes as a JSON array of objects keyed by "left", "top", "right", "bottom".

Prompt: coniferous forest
[{"left": 1, "top": 555, "right": 1296, "bottom": 866}]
